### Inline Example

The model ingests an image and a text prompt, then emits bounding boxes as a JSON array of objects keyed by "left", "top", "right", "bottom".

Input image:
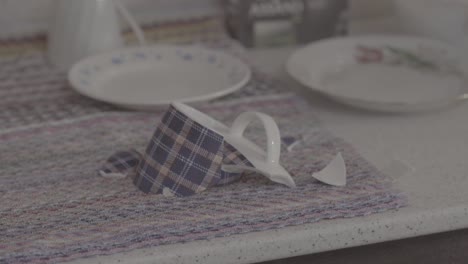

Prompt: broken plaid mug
[{"left": 100, "top": 102, "right": 297, "bottom": 197}]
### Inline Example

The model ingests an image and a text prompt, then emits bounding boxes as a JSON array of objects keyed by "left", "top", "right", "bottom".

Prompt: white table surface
[{"left": 70, "top": 47, "right": 468, "bottom": 264}]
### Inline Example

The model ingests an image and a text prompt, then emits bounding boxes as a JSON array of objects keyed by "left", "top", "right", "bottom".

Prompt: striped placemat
[{"left": 0, "top": 20, "right": 406, "bottom": 264}]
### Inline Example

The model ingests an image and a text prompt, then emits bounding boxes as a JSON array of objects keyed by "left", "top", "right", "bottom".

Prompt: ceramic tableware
[
  {"left": 102, "top": 102, "right": 347, "bottom": 196},
  {"left": 68, "top": 45, "right": 251, "bottom": 109},
  {"left": 48, "top": 0, "right": 145, "bottom": 70},
  {"left": 221, "top": 111, "right": 296, "bottom": 187},
  {"left": 286, "top": 35, "right": 468, "bottom": 112},
  {"left": 132, "top": 102, "right": 296, "bottom": 196}
]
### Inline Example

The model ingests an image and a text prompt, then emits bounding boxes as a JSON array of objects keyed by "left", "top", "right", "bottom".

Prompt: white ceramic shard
[{"left": 312, "top": 153, "right": 347, "bottom": 186}]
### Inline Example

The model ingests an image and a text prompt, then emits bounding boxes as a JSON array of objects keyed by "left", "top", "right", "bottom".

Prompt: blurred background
[{"left": 0, "top": 0, "right": 401, "bottom": 44}]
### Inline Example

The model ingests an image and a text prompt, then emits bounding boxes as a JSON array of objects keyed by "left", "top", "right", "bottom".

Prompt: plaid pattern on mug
[
  {"left": 217, "top": 142, "right": 250, "bottom": 185},
  {"left": 101, "top": 105, "right": 252, "bottom": 197},
  {"left": 99, "top": 150, "right": 141, "bottom": 179}
]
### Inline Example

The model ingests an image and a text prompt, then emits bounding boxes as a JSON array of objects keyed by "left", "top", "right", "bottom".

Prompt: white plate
[
  {"left": 69, "top": 45, "right": 251, "bottom": 110},
  {"left": 286, "top": 35, "right": 468, "bottom": 112}
]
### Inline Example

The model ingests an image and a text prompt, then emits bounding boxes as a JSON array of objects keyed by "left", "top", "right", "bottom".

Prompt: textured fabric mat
[
  {"left": 1, "top": 20, "right": 405, "bottom": 264},
  {"left": 0, "top": 94, "right": 405, "bottom": 263}
]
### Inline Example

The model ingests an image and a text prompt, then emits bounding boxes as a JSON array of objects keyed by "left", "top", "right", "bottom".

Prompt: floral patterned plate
[
  {"left": 287, "top": 35, "right": 468, "bottom": 112},
  {"left": 69, "top": 45, "right": 251, "bottom": 110}
]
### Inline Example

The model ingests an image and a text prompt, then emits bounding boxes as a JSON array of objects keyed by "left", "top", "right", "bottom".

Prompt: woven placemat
[
  {"left": 0, "top": 21, "right": 406, "bottom": 264},
  {"left": 0, "top": 94, "right": 405, "bottom": 263}
]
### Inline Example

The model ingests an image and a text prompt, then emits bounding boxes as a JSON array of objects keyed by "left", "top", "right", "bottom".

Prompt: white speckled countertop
[{"left": 69, "top": 47, "right": 468, "bottom": 264}]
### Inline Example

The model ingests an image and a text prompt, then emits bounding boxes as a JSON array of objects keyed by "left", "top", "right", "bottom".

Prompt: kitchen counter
[{"left": 69, "top": 47, "right": 468, "bottom": 264}]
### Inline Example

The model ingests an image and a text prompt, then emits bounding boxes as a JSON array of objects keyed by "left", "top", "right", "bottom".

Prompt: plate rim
[
  {"left": 68, "top": 45, "right": 252, "bottom": 109},
  {"left": 286, "top": 35, "right": 467, "bottom": 112}
]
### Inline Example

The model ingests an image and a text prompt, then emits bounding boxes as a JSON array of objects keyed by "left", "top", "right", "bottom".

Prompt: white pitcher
[{"left": 47, "top": 0, "right": 145, "bottom": 70}]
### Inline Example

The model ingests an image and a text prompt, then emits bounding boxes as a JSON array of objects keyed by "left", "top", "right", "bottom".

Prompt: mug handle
[
  {"left": 229, "top": 111, "right": 281, "bottom": 165},
  {"left": 114, "top": 0, "right": 147, "bottom": 46}
]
